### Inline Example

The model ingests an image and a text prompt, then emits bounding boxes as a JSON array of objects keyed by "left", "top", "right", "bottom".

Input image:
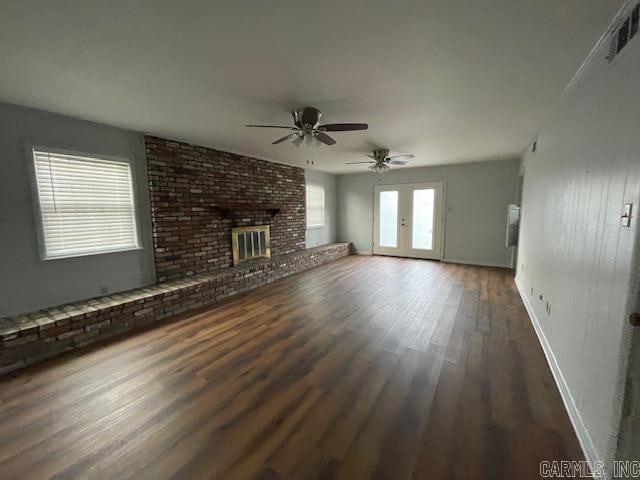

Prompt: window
[
  {"left": 617, "top": 18, "right": 631, "bottom": 54},
  {"left": 378, "top": 190, "right": 398, "bottom": 247},
  {"left": 305, "top": 184, "right": 325, "bottom": 227},
  {"left": 609, "top": 4, "right": 639, "bottom": 61},
  {"left": 411, "top": 189, "right": 435, "bottom": 250},
  {"left": 31, "top": 148, "right": 139, "bottom": 259}
]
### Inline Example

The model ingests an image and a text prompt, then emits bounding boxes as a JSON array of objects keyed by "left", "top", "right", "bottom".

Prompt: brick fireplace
[{"left": 145, "top": 136, "right": 307, "bottom": 281}]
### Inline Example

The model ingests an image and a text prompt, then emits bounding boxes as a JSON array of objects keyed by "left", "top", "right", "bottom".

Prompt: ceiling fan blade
[
  {"left": 318, "top": 123, "right": 369, "bottom": 132},
  {"left": 346, "top": 161, "right": 375, "bottom": 164},
  {"left": 314, "top": 131, "right": 337, "bottom": 146},
  {"left": 245, "top": 124, "right": 296, "bottom": 130},
  {"left": 387, "top": 160, "right": 409, "bottom": 165},
  {"left": 272, "top": 133, "right": 299, "bottom": 145},
  {"left": 387, "top": 154, "right": 415, "bottom": 162}
]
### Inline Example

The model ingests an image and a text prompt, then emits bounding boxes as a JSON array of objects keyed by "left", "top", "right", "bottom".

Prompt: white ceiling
[{"left": 0, "top": 1, "right": 622, "bottom": 173}]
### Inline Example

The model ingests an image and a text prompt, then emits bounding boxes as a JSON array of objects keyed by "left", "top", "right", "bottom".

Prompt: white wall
[
  {"left": 516, "top": 4, "right": 640, "bottom": 473},
  {"left": 305, "top": 169, "right": 338, "bottom": 248},
  {"left": 338, "top": 159, "right": 520, "bottom": 267},
  {"left": 0, "top": 103, "right": 156, "bottom": 317}
]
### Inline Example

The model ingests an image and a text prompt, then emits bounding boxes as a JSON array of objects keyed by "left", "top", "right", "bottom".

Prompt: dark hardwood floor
[{"left": 0, "top": 256, "right": 582, "bottom": 479}]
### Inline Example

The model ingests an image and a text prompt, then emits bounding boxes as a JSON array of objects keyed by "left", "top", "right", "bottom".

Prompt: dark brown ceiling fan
[
  {"left": 246, "top": 106, "right": 368, "bottom": 146},
  {"left": 346, "top": 148, "right": 415, "bottom": 173}
]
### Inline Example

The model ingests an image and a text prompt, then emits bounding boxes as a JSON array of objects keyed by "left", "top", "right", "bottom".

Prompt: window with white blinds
[
  {"left": 32, "top": 148, "right": 140, "bottom": 259},
  {"left": 306, "top": 184, "right": 325, "bottom": 227}
]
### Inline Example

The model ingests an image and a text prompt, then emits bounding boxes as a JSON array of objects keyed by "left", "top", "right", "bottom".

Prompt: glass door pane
[
  {"left": 379, "top": 191, "right": 399, "bottom": 247},
  {"left": 412, "top": 189, "right": 435, "bottom": 250}
]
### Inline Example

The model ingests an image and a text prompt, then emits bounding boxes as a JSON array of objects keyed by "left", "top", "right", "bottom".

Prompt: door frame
[{"left": 372, "top": 181, "right": 446, "bottom": 260}]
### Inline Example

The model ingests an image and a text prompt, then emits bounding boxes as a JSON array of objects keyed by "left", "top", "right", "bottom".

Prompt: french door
[{"left": 373, "top": 182, "right": 444, "bottom": 260}]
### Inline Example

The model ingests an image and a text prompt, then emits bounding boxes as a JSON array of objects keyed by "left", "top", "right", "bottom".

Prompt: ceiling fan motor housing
[
  {"left": 373, "top": 148, "right": 391, "bottom": 161},
  {"left": 298, "top": 107, "right": 321, "bottom": 128}
]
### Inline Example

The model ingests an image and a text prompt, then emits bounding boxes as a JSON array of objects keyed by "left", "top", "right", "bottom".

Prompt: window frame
[
  {"left": 608, "top": 3, "right": 639, "bottom": 62},
  {"left": 305, "top": 184, "right": 326, "bottom": 229},
  {"left": 27, "top": 144, "right": 143, "bottom": 261}
]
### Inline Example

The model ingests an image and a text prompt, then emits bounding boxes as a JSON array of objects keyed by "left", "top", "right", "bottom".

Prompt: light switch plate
[{"left": 622, "top": 203, "right": 632, "bottom": 227}]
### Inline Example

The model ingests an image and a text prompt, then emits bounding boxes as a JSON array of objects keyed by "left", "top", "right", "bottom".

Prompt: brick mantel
[{"left": 145, "top": 136, "right": 306, "bottom": 281}]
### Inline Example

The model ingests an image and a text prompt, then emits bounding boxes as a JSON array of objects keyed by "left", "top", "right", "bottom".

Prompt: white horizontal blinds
[
  {"left": 33, "top": 149, "right": 139, "bottom": 258},
  {"left": 306, "top": 184, "right": 325, "bottom": 226}
]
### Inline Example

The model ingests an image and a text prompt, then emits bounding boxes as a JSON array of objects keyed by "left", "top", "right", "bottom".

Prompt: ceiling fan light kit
[{"left": 369, "top": 162, "right": 391, "bottom": 174}]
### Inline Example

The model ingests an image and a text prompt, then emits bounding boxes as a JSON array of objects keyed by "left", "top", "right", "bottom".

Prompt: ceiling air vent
[{"left": 609, "top": 3, "right": 639, "bottom": 61}]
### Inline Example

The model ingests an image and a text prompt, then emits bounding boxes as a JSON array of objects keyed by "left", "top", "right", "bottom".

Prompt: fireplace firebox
[{"left": 231, "top": 225, "right": 271, "bottom": 266}]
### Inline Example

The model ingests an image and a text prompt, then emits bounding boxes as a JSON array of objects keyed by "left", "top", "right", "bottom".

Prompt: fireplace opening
[{"left": 231, "top": 225, "right": 271, "bottom": 266}]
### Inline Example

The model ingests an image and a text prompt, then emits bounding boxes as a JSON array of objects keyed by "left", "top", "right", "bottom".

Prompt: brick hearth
[{"left": 0, "top": 243, "right": 350, "bottom": 374}]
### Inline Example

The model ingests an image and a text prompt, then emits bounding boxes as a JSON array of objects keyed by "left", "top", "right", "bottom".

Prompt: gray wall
[
  {"left": 338, "top": 159, "right": 520, "bottom": 267},
  {"left": 516, "top": 6, "right": 640, "bottom": 474},
  {"left": 305, "top": 169, "right": 338, "bottom": 248},
  {"left": 0, "top": 103, "right": 156, "bottom": 317}
]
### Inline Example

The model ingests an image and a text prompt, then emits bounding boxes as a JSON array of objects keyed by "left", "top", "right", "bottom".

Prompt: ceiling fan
[
  {"left": 246, "top": 106, "right": 368, "bottom": 146},
  {"left": 346, "top": 148, "right": 415, "bottom": 173}
]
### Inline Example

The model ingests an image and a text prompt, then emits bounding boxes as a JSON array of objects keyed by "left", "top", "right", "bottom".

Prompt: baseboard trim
[
  {"left": 355, "top": 254, "right": 512, "bottom": 268},
  {"left": 444, "top": 257, "right": 511, "bottom": 269},
  {"left": 514, "top": 276, "right": 603, "bottom": 478}
]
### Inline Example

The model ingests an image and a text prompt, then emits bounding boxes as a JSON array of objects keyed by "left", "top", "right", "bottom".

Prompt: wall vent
[{"left": 609, "top": 3, "right": 639, "bottom": 61}]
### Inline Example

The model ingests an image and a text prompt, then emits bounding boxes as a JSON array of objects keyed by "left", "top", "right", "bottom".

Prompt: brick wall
[{"left": 145, "top": 136, "right": 306, "bottom": 281}]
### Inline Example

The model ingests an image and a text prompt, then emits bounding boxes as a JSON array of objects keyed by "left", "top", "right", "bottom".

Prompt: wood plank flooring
[{"left": 0, "top": 256, "right": 583, "bottom": 479}]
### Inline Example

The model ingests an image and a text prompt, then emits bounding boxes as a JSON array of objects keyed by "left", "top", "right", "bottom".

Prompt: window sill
[
  {"left": 41, "top": 246, "right": 144, "bottom": 262},
  {"left": 306, "top": 225, "right": 326, "bottom": 230}
]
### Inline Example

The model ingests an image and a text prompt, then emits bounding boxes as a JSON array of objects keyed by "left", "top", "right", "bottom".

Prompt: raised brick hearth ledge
[{"left": 0, "top": 243, "right": 350, "bottom": 375}]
